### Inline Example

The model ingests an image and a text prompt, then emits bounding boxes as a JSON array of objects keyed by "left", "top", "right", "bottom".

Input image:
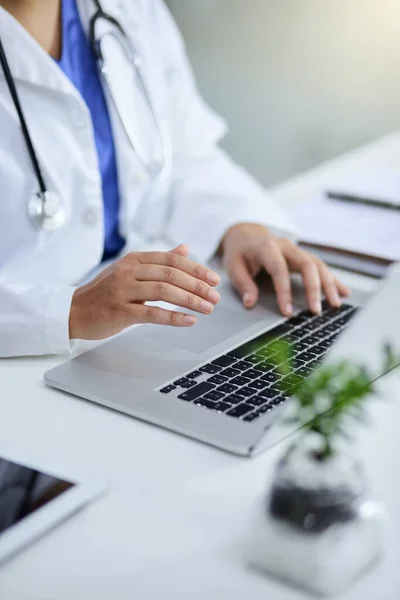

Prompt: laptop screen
[{"left": 0, "top": 457, "right": 75, "bottom": 534}]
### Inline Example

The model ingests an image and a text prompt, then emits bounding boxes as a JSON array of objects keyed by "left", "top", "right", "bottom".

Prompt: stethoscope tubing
[
  {"left": 0, "top": 0, "right": 172, "bottom": 232},
  {"left": 0, "top": 37, "right": 47, "bottom": 196}
]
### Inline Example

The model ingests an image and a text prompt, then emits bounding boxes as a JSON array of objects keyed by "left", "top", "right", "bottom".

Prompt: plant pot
[{"left": 247, "top": 440, "right": 385, "bottom": 596}]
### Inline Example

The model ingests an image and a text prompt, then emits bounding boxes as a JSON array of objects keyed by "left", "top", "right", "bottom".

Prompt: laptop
[{"left": 44, "top": 263, "right": 400, "bottom": 456}]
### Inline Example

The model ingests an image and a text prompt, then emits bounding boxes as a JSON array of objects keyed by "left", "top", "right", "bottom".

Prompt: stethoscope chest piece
[{"left": 27, "top": 191, "right": 67, "bottom": 231}]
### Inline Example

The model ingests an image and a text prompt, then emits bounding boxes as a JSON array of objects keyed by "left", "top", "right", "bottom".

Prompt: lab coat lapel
[{"left": 75, "top": 0, "right": 173, "bottom": 241}]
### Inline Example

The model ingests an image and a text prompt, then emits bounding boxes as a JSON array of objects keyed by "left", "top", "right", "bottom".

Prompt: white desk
[{"left": 1, "top": 133, "right": 399, "bottom": 600}]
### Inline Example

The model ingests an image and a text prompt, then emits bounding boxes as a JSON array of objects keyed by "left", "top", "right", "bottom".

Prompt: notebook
[{"left": 290, "top": 169, "right": 400, "bottom": 277}]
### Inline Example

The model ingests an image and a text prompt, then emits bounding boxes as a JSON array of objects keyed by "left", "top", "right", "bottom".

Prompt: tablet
[{"left": 0, "top": 449, "right": 104, "bottom": 566}]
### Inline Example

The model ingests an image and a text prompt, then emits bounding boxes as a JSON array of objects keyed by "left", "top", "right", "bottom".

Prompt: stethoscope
[{"left": 0, "top": 0, "right": 172, "bottom": 231}]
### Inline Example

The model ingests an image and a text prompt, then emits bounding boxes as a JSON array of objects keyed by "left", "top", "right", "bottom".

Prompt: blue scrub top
[{"left": 57, "top": 0, "right": 126, "bottom": 260}]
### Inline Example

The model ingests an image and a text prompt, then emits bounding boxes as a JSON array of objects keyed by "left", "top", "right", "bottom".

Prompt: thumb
[
  {"left": 170, "top": 244, "right": 189, "bottom": 258},
  {"left": 227, "top": 254, "right": 259, "bottom": 308}
]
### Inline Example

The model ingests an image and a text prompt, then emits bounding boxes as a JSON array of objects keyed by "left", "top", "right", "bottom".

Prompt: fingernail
[
  {"left": 183, "top": 314, "right": 196, "bottom": 325},
  {"left": 208, "top": 289, "right": 221, "bottom": 303},
  {"left": 243, "top": 292, "right": 253, "bottom": 307},
  {"left": 207, "top": 271, "right": 220, "bottom": 285},
  {"left": 201, "top": 300, "right": 214, "bottom": 313},
  {"left": 286, "top": 302, "right": 293, "bottom": 316},
  {"left": 312, "top": 299, "right": 322, "bottom": 314}
]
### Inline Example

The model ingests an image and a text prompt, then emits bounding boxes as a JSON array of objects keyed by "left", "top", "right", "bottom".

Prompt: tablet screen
[{"left": 0, "top": 457, "right": 75, "bottom": 534}]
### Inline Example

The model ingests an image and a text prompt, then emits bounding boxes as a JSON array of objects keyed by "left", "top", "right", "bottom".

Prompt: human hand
[
  {"left": 69, "top": 244, "right": 221, "bottom": 340},
  {"left": 221, "top": 224, "right": 350, "bottom": 316}
]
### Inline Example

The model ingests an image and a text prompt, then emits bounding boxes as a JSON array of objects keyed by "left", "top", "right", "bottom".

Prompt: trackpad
[{"left": 136, "top": 305, "right": 268, "bottom": 354}]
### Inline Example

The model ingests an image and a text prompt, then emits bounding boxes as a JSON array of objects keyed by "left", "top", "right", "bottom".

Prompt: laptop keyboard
[{"left": 158, "top": 301, "right": 358, "bottom": 423}]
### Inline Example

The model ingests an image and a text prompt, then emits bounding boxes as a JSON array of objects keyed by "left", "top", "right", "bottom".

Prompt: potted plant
[{"left": 247, "top": 341, "right": 398, "bottom": 597}]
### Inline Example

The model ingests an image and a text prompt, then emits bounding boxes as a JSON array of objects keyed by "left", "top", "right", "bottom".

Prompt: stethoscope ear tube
[
  {"left": 0, "top": 35, "right": 48, "bottom": 196},
  {"left": 89, "top": 0, "right": 126, "bottom": 62}
]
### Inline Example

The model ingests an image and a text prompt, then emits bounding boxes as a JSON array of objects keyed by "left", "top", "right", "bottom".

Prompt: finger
[
  {"left": 134, "top": 264, "right": 221, "bottom": 304},
  {"left": 170, "top": 244, "right": 189, "bottom": 258},
  {"left": 317, "top": 262, "right": 341, "bottom": 308},
  {"left": 133, "top": 282, "right": 215, "bottom": 315},
  {"left": 300, "top": 260, "right": 322, "bottom": 314},
  {"left": 262, "top": 243, "right": 293, "bottom": 316},
  {"left": 279, "top": 243, "right": 322, "bottom": 314},
  {"left": 137, "top": 252, "right": 220, "bottom": 286},
  {"left": 226, "top": 254, "right": 259, "bottom": 308},
  {"left": 335, "top": 278, "right": 351, "bottom": 297},
  {"left": 133, "top": 304, "right": 197, "bottom": 327}
]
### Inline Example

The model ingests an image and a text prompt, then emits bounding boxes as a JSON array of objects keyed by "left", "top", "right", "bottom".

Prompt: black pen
[{"left": 326, "top": 191, "right": 400, "bottom": 212}]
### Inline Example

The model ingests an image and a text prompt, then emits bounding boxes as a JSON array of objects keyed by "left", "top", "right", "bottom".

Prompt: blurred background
[{"left": 166, "top": 0, "right": 400, "bottom": 187}]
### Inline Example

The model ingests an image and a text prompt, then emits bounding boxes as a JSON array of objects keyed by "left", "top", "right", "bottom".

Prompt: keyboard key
[
  {"left": 299, "top": 310, "right": 316, "bottom": 320},
  {"left": 312, "top": 315, "right": 332, "bottom": 328},
  {"left": 287, "top": 329, "right": 307, "bottom": 341},
  {"left": 187, "top": 370, "right": 203, "bottom": 379},
  {"left": 270, "top": 322, "right": 295, "bottom": 337},
  {"left": 225, "top": 393, "right": 246, "bottom": 405},
  {"left": 234, "top": 361, "right": 253, "bottom": 371},
  {"left": 195, "top": 398, "right": 215, "bottom": 410},
  {"left": 248, "top": 379, "right": 270, "bottom": 390},
  {"left": 256, "top": 360, "right": 276, "bottom": 372},
  {"left": 260, "top": 371, "right": 279, "bottom": 384},
  {"left": 213, "top": 401, "right": 232, "bottom": 412},
  {"left": 236, "top": 386, "right": 256, "bottom": 398},
  {"left": 174, "top": 378, "right": 197, "bottom": 389},
  {"left": 217, "top": 383, "right": 238, "bottom": 394},
  {"left": 271, "top": 395, "right": 287, "bottom": 406},
  {"left": 220, "top": 367, "right": 241, "bottom": 378},
  {"left": 212, "top": 355, "right": 237, "bottom": 368},
  {"left": 226, "top": 331, "right": 278, "bottom": 359},
  {"left": 226, "top": 403, "right": 254, "bottom": 418},
  {"left": 312, "top": 344, "right": 327, "bottom": 356},
  {"left": 288, "top": 315, "right": 309, "bottom": 327},
  {"left": 310, "top": 330, "right": 330, "bottom": 341},
  {"left": 301, "top": 333, "right": 322, "bottom": 346},
  {"left": 255, "top": 347, "right": 271, "bottom": 358},
  {"left": 204, "top": 391, "right": 225, "bottom": 401},
  {"left": 208, "top": 374, "right": 229, "bottom": 385},
  {"left": 306, "top": 359, "right": 319, "bottom": 370},
  {"left": 178, "top": 382, "right": 215, "bottom": 401},
  {"left": 296, "top": 366, "right": 312, "bottom": 378},
  {"left": 231, "top": 375, "right": 251, "bottom": 387},
  {"left": 336, "top": 317, "right": 351, "bottom": 327},
  {"left": 324, "top": 323, "right": 341, "bottom": 335},
  {"left": 248, "top": 395, "right": 269, "bottom": 407},
  {"left": 160, "top": 385, "right": 176, "bottom": 394},
  {"left": 295, "top": 341, "right": 312, "bottom": 353},
  {"left": 257, "top": 387, "right": 281, "bottom": 400},
  {"left": 244, "top": 412, "right": 260, "bottom": 422},
  {"left": 200, "top": 363, "right": 222, "bottom": 374},
  {"left": 297, "top": 351, "right": 317, "bottom": 363},
  {"left": 282, "top": 375, "right": 300, "bottom": 392},
  {"left": 256, "top": 404, "right": 274, "bottom": 415},
  {"left": 293, "top": 356, "right": 308, "bottom": 369},
  {"left": 243, "top": 368, "right": 263, "bottom": 379},
  {"left": 297, "top": 322, "right": 322, "bottom": 335},
  {"left": 317, "top": 339, "right": 334, "bottom": 350},
  {"left": 258, "top": 360, "right": 277, "bottom": 372},
  {"left": 246, "top": 354, "right": 264, "bottom": 365}
]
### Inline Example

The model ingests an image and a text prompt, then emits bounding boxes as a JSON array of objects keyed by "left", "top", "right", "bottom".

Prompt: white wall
[{"left": 167, "top": 0, "right": 400, "bottom": 186}]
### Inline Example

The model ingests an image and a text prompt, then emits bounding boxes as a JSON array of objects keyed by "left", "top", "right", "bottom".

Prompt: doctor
[{"left": 0, "top": 0, "right": 349, "bottom": 358}]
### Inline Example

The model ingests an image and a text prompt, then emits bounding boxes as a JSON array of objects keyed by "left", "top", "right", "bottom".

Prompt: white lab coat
[{"left": 0, "top": 0, "right": 294, "bottom": 357}]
